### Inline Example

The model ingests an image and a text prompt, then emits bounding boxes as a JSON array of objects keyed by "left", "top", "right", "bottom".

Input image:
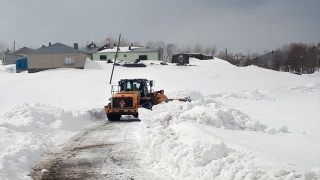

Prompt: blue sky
[{"left": 0, "top": 0, "right": 319, "bottom": 54}]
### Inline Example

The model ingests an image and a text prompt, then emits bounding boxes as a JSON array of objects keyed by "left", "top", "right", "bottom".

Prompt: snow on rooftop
[{"left": 97, "top": 46, "right": 141, "bottom": 53}]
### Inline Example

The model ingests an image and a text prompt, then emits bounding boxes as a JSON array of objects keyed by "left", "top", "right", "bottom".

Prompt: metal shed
[
  {"left": 16, "top": 58, "right": 28, "bottom": 73},
  {"left": 171, "top": 54, "right": 189, "bottom": 65}
]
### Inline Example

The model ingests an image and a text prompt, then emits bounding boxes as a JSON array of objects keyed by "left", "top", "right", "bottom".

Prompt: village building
[
  {"left": 27, "top": 43, "right": 88, "bottom": 73},
  {"left": 1, "top": 47, "right": 34, "bottom": 65},
  {"left": 79, "top": 42, "right": 108, "bottom": 60},
  {"left": 93, "top": 46, "right": 158, "bottom": 62}
]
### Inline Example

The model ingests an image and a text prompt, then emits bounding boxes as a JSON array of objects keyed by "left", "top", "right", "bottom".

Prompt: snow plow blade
[{"left": 167, "top": 96, "right": 191, "bottom": 102}]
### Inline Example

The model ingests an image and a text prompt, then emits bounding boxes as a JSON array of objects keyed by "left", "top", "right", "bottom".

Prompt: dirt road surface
[{"left": 31, "top": 120, "right": 165, "bottom": 180}]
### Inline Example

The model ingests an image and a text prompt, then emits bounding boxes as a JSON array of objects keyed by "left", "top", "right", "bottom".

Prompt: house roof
[
  {"left": 31, "top": 43, "right": 84, "bottom": 54},
  {"left": 0, "top": 50, "right": 13, "bottom": 56},
  {"left": 131, "top": 47, "right": 157, "bottom": 52},
  {"left": 79, "top": 42, "right": 105, "bottom": 54},
  {"left": 12, "top": 47, "right": 34, "bottom": 55},
  {"left": 79, "top": 46, "right": 101, "bottom": 54}
]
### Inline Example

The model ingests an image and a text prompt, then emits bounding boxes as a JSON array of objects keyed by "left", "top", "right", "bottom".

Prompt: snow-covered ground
[{"left": 0, "top": 58, "right": 319, "bottom": 179}]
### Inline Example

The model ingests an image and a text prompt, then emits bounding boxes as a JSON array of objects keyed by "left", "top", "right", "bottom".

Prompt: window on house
[
  {"left": 124, "top": 54, "right": 127, "bottom": 57},
  {"left": 100, "top": 55, "right": 107, "bottom": 60},
  {"left": 139, "top": 55, "right": 148, "bottom": 60},
  {"left": 63, "top": 57, "right": 74, "bottom": 64}
]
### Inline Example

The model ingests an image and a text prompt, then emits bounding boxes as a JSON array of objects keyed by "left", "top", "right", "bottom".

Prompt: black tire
[
  {"left": 107, "top": 114, "right": 121, "bottom": 121},
  {"left": 133, "top": 113, "right": 139, "bottom": 118}
]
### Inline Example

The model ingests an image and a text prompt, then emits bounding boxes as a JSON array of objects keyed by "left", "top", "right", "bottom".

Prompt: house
[
  {"left": 27, "top": 43, "right": 88, "bottom": 73},
  {"left": 79, "top": 42, "right": 108, "bottom": 60},
  {"left": 251, "top": 51, "right": 288, "bottom": 69},
  {"left": 93, "top": 46, "right": 158, "bottom": 62},
  {"left": 12, "top": 47, "right": 34, "bottom": 56},
  {"left": 1, "top": 47, "right": 34, "bottom": 65},
  {"left": 0, "top": 49, "right": 13, "bottom": 65}
]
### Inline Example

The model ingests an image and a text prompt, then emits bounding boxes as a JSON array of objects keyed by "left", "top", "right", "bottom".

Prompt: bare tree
[
  {"left": 164, "top": 43, "right": 178, "bottom": 62},
  {"left": 146, "top": 41, "right": 166, "bottom": 60},
  {"left": 181, "top": 45, "right": 192, "bottom": 54},
  {"left": 211, "top": 45, "right": 218, "bottom": 56},
  {"left": 130, "top": 41, "right": 141, "bottom": 47},
  {"left": 204, "top": 46, "right": 211, "bottom": 55},
  {"left": 193, "top": 43, "right": 203, "bottom": 53},
  {"left": 0, "top": 41, "right": 10, "bottom": 51},
  {"left": 217, "top": 50, "right": 226, "bottom": 59}
]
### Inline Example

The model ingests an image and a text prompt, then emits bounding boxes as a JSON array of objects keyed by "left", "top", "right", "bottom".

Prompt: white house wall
[{"left": 93, "top": 52, "right": 158, "bottom": 62}]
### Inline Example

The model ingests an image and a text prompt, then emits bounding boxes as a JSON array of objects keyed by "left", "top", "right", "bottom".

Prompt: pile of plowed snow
[
  {"left": 142, "top": 90, "right": 287, "bottom": 133},
  {"left": 0, "top": 103, "right": 101, "bottom": 180},
  {"left": 137, "top": 90, "right": 318, "bottom": 180}
]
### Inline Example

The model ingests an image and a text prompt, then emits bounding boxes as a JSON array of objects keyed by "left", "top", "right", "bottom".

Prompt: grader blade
[{"left": 167, "top": 96, "right": 191, "bottom": 102}]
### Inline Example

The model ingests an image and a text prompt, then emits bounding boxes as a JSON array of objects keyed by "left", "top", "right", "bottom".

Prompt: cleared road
[{"left": 32, "top": 120, "right": 164, "bottom": 180}]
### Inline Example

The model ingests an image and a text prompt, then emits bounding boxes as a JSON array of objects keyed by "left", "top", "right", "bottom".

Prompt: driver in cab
[{"left": 132, "top": 84, "right": 139, "bottom": 91}]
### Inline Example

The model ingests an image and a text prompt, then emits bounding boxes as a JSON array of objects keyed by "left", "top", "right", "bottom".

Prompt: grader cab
[{"left": 104, "top": 79, "right": 190, "bottom": 121}]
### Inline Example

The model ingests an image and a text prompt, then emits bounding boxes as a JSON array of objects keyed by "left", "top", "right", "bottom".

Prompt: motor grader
[{"left": 105, "top": 79, "right": 190, "bottom": 121}]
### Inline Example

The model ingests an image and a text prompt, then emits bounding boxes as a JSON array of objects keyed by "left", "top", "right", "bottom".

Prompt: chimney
[
  {"left": 49, "top": 42, "right": 51, "bottom": 46},
  {"left": 74, "top": 43, "right": 78, "bottom": 49},
  {"left": 114, "top": 43, "right": 116, "bottom": 47},
  {"left": 7, "top": 48, "right": 9, "bottom": 52},
  {"left": 131, "top": 43, "right": 133, "bottom": 46},
  {"left": 129, "top": 46, "right": 131, "bottom": 50}
]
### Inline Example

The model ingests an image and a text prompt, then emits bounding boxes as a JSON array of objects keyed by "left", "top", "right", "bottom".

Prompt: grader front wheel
[{"left": 133, "top": 113, "right": 139, "bottom": 118}]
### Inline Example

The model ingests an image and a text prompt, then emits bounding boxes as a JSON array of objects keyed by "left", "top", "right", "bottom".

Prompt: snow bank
[
  {"left": 286, "top": 83, "right": 320, "bottom": 91},
  {"left": 145, "top": 89, "right": 279, "bottom": 132},
  {"left": 84, "top": 57, "right": 106, "bottom": 70},
  {"left": 137, "top": 89, "right": 319, "bottom": 179},
  {"left": 0, "top": 103, "right": 100, "bottom": 180},
  {"left": 211, "top": 89, "right": 274, "bottom": 100},
  {"left": 0, "top": 64, "right": 16, "bottom": 73}
]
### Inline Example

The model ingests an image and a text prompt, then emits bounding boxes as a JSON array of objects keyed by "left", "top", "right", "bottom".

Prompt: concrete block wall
[{"left": 28, "top": 53, "right": 88, "bottom": 73}]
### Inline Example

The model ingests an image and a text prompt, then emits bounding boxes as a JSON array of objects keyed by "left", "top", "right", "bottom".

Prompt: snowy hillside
[{"left": 0, "top": 58, "right": 319, "bottom": 179}]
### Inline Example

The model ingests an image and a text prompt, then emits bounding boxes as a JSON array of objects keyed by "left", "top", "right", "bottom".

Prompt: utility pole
[
  {"left": 14, "top": 41, "right": 15, "bottom": 51},
  {"left": 225, "top": 48, "right": 228, "bottom": 60},
  {"left": 109, "top": 34, "right": 121, "bottom": 84}
]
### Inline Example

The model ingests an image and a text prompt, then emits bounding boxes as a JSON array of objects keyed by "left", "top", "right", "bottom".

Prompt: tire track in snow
[{"left": 31, "top": 120, "right": 166, "bottom": 180}]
